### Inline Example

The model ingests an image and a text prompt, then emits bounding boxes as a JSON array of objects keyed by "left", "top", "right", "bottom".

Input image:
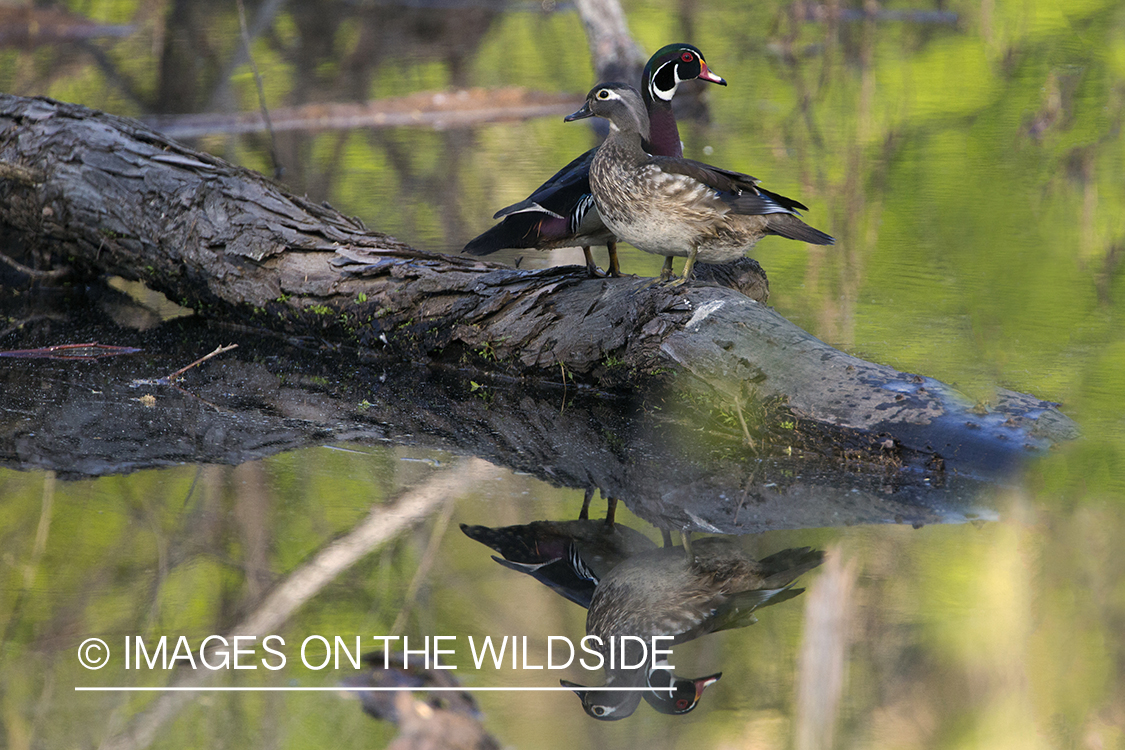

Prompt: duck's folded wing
[
  {"left": 649, "top": 156, "right": 757, "bottom": 194},
  {"left": 649, "top": 158, "right": 813, "bottom": 216}
]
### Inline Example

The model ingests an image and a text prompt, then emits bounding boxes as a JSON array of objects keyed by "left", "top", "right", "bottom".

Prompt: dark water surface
[{"left": 2, "top": 1, "right": 1124, "bottom": 748}]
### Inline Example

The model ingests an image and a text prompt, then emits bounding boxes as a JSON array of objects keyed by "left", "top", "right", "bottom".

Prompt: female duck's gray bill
[{"left": 564, "top": 102, "right": 595, "bottom": 122}]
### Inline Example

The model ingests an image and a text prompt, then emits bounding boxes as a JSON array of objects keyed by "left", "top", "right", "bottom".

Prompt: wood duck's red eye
[
  {"left": 681, "top": 52, "right": 694, "bottom": 62},
  {"left": 677, "top": 699, "right": 690, "bottom": 710}
]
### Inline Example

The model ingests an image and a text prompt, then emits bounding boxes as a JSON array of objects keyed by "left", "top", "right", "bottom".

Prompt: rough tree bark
[
  {"left": 0, "top": 304, "right": 993, "bottom": 533},
  {"left": 0, "top": 94, "right": 1077, "bottom": 475}
]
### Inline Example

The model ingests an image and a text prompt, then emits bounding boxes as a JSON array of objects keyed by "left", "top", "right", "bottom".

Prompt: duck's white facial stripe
[
  {"left": 650, "top": 60, "right": 681, "bottom": 102},
  {"left": 596, "top": 88, "right": 627, "bottom": 130}
]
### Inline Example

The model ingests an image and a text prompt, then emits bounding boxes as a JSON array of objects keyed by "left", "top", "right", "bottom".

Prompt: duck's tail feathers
[
  {"left": 758, "top": 547, "right": 826, "bottom": 588},
  {"left": 764, "top": 214, "right": 835, "bottom": 245},
  {"left": 755, "top": 186, "right": 810, "bottom": 213},
  {"left": 462, "top": 223, "right": 519, "bottom": 256}
]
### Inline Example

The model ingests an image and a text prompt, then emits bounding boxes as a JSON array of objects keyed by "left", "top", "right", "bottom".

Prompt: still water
[{"left": 1, "top": 0, "right": 1124, "bottom": 748}]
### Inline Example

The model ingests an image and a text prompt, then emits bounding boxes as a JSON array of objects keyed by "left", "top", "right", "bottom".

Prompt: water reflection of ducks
[
  {"left": 461, "top": 514, "right": 723, "bottom": 715},
  {"left": 566, "top": 538, "right": 824, "bottom": 720},
  {"left": 645, "top": 661, "right": 722, "bottom": 715},
  {"left": 459, "top": 514, "right": 655, "bottom": 608},
  {"left": 562, "top": 659, "right": 722, "bottom": 721}
]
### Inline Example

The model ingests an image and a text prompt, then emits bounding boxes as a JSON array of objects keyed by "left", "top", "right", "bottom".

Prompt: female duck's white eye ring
[{"left": 596, "top": 89, "right": 611, "bottom": 100}]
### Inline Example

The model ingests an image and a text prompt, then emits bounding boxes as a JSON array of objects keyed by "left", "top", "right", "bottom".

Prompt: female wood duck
[
  {"left": 562, "top": 662, "right": 721, "bottom": 720},
  {"left": 463, "top": 44, "right": 726, "bottom": 277},
  {"left": 565, "top": 83, "right": 834, "bottom": 284},
  {"left": 565, "top": 539, "right": 823, "bottom": 720}
]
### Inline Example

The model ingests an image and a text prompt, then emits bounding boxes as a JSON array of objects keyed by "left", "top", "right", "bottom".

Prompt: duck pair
[
  {"left": 463, "top": 519, "right": 824, "bottom": 721},
  {"left": 464, "top": 44, "right": 833, "bottom": 283}
]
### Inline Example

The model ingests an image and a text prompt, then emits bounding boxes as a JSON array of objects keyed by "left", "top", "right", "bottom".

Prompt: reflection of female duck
[
  {"left": 567, "top": 539, "right": 824, "bottom": 720},
  {"left": 588, "top": 539, "right": 824, "bottom": 642}
]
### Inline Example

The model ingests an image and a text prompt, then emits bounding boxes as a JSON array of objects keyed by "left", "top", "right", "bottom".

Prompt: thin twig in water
[
  {"left": 0, "top": 251, "right": 69, "bottom": 280},
  {"left": 235, "top": 0, "right": 282, "bottom": 178},
  {"left": 161, "top": 343, "right": 238, "bottom": 382},
  {"left": 390, "top": 496, "right": 458, "bottom": 638},
  {"left": 96, "top": 459, "right": 495, "bottom": 750},
  {"left": 559, "top": 360, "right": 568, "bottom": 413},
  {"left": 733, "top": 464, "right": 761, "bottom": 526},
  {"left": 0, "top": 342, "right": 141, "bottom": 359}
]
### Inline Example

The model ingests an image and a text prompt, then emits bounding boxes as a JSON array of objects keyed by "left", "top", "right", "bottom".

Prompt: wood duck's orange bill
[{"left": 697, "top": 61, "right": 726, "bottom": 86}]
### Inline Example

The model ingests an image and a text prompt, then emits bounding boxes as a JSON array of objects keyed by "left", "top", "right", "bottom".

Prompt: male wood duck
[
  {"left": 644, "top": 662, "right": 722, "bottom": 715},
  {"left": 565, "top": 83, "right": 834, "bottom": 283},
  {"left": 565, "top": 539, "right": 824, "bottom": 720},
  {"left": 460, "top": 518, "right": 656, "bottom": 609},
  {"left": 463, "top": 44, "right": 726, "bottom": 277}
]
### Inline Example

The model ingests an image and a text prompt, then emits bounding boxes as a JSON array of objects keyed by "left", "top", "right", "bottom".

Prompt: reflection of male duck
[
  {"left": 462, "top": 518, "right": 823, "bottom": 720},
  {"left": 462, "top": 518, "right": 722, "bottom": 716},
  {"left": 460, "top": 518, "right": 655, "bottom": 608},
  {"left": 645, "top": 661, "right": 722, "bottom": 716},
  {"left": 565, "top": 539, "right": 824, "bottom": 720}
]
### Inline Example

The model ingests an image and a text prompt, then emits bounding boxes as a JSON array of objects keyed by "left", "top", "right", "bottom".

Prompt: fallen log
[
  {"left": 0, "top": 296, "right": 994, "bottom": 533},
  {"left": 0, "top": 94, "right": 1077, "bottom": 478},
  {"left": 141, "top": 87, "right": 585, "bottom": 139}
]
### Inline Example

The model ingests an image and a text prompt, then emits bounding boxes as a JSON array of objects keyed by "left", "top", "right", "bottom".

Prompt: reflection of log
[
  {"left": 144, "top": 88, "right": 585, "bottom": 138},
  {"left": 0, "top": 94, "right": 1076, "bottom": 472},
  {"left": 0, "top": 300, "right": 1002, "bottom": 532},
  {"left": 0, "top": 7, "right": 133, "bottom": 47}
]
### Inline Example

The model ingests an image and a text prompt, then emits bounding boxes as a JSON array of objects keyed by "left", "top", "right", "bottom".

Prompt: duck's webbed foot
[
  {"left": 606, "top": 241, "right": 622, "bottom": 278},
  {"left": 582, "top": 247, "right": 607, "bottom": 278}
]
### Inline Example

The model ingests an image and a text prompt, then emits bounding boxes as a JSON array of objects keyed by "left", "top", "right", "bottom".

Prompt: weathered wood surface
[
  {"left": 0, "top": 94, "right": 1077, "bottom": 475},
  {"left": 0, "top": 299, "right": 990, "bottom": 533}
]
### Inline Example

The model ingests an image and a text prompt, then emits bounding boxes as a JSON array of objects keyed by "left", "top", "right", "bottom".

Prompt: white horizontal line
[{"left": 75, "top": 686, "right": 643, "bottom": 692}]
